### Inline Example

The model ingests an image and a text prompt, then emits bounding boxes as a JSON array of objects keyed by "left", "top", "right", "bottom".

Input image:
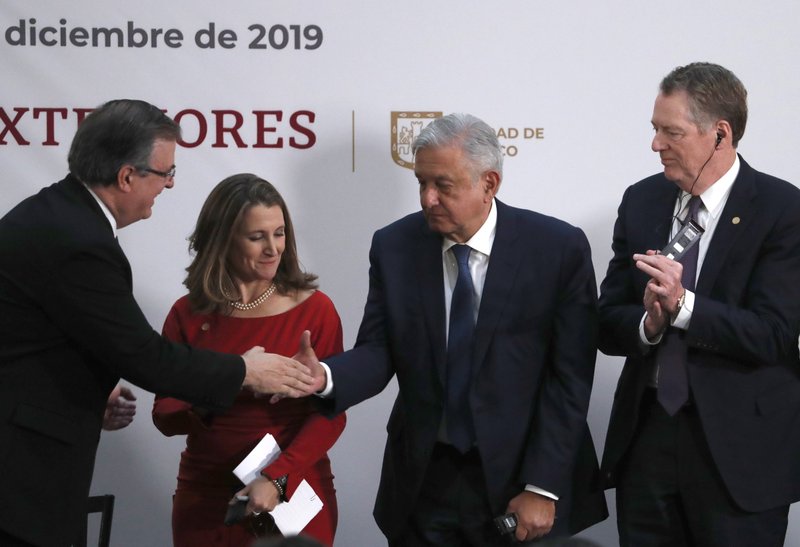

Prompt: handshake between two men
[{"left": 240, "top": 330, "right": 325, "bottom": 400}]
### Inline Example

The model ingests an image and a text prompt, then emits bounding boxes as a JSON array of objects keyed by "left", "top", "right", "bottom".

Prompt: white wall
[{"left": 2, "top": 1, "right": 800, "bottom": 545}]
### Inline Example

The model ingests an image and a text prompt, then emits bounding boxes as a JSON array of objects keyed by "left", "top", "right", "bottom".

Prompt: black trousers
[
  {"left": 617, "top": 390, "right": 789, "bottom": 547},
  {"left": 389, "top": 443, "right": 522, "bottom": 547}
]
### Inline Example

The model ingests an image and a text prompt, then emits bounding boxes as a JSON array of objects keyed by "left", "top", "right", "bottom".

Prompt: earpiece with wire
[{"left": 671, "top": 129, "right": 720, "bottom": 228}]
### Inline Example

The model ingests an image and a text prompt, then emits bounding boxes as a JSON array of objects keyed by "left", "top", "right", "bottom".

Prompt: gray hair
[
  {"left": 660, "top": 62, "right": 748, "bottom": 147},
  {"left": 412, "top": 113, "right": 503, "bottom": 179}
]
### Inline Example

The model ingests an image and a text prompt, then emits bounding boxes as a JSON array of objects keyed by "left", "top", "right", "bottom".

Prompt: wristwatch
[
  {"left": 262, "top": 472, "right": 288, "bottom": 502},
  {"left": 675, "top": 289, "right": 686, "bottom": 316}
]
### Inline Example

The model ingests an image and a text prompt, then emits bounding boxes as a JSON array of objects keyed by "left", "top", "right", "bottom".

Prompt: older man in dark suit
[
  {"left": 0, "top": 99, "right": 315, "bottom": 547},
  {"left": 298, "top": 113, "right": 607, "bottom": 545},
  {"left": 599, "top": 62, "right": 800, "bottom": 546}
]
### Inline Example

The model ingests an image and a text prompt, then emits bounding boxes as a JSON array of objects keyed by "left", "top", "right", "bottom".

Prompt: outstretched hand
[
  {"left": 241, "top": 346, "right": 315, "bottom": 398},
  {"left": 295, "top": 330, "right": 326, "bottom": 390},
  {"left": 269, "top": 330, "right": 328, "bottom": 403}
]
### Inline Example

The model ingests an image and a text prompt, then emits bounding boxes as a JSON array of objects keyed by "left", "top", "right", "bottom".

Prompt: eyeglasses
[{"left": 141, "top": 165, "right": 176, "bottom": 179}]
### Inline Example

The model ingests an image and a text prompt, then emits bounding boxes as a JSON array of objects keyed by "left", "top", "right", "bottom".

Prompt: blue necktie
[
  {"left": 657, "top": 196, "right": 702, "bottom": 415},
  {"left": 446, "top": 244, "right": 476, "bottom": 452}
]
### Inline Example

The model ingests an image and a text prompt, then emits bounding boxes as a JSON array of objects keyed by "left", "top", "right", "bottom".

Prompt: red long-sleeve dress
[{"left": 152, "top": 291, "right": 345, "bottom": 547}]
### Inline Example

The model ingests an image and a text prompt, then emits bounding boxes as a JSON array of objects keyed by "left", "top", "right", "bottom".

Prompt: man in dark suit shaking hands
[
  {"left": 599, "top": 63, "right": 800, "bottom": 546},
  {"left": 298, "top": 113, "right": 607, "bottom": 545},
  {"left": 0, "top": 99, "right": 316, "bottom": 547}
]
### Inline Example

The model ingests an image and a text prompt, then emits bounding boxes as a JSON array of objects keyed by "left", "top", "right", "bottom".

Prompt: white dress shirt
[
  {"left": 441, "top": 198, "right": 497, "bottom": 336},
  {"left": 82, "top": 182, "right": 119, "bottom": 238},
  {"left": 322, "top": 199, "right": 557, "bottom": 500},
  {"left": 441, "top": 201, "right": 556, "bottom": 500},
  {"left": 640, "top": 156, "right": 740, "bottom": 343}
]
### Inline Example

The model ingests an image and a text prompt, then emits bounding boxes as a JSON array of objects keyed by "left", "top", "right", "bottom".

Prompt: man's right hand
[
  {"left": 637, "top": 249, "right": 676, "bottom": 340},
  {"left": 268, "top": 331, "right": 328, "bottom": 404},
  {"left": 634, "top": 250, "right": 686, "bottom": 317},
  {"left": 293, "top": 330, "right": 327, "bottom": 394},
  {"left": 241, "top": 346, "right": 315, "bottom": 397}
]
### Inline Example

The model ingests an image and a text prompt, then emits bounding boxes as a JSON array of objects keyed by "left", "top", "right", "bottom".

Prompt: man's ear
[
  {"left": 714, "top": 120, "right": 733, "bottom": 149},
  {"left": 483, "top": 169, "right": 501, "bottom": 199},
  {"left": 117, "top": 166, "right": 135, "bottom": 193}
]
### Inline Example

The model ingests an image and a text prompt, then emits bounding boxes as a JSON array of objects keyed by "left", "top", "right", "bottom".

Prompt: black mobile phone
[
  {"left": 224, "top": 495, "right": 248, "bottom": 526},
  {"left": 494, "top": 512, "right": 518, "bottom": 536},
  {"left": 661, "top": 219, "right": 704, "bottom": 261}
]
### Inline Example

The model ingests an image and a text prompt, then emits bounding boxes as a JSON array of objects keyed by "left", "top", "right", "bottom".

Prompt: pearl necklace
[{"left": 228, "top": 283, "right": 276, "bottom": 311}]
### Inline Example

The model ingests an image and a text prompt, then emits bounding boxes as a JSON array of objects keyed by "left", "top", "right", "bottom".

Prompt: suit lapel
[
  {"left": 624, "top": 180, "right": 681, "bottom": 296},
  {"left": 473, "top": 201, "right": 520, "bottom": 372},
  {"left": 696, "top": 157, "right": 757, "bottom": 294},
  {"left": 415, "top": 224, "right": 448, "bottom": 386}
]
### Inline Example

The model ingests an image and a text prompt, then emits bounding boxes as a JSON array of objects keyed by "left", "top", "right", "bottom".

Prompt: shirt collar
[
  {"left": 442, "top": 198, "right": 497, "bottom": 256},
  {"left": 82, "top": 182, "right": 119, "bottom": 238},
  {"left": 694, "top": 155, "right": 740, "bottom": 219}
]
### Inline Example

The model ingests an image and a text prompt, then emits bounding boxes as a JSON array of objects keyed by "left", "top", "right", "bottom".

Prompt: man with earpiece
[{"left": 598, "top": 62, "right": 800, "bottom": 546}]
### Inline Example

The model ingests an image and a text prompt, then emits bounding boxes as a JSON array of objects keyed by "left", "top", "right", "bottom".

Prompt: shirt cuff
[
  {"left": 639, "top": 312, "right": 663, "bottom": 345},
  {"left": 525, "top": 484, "right": 559, "bottom": 501},
  {"left": 315, "top": 361, "right": 334, "bottom": 398}
]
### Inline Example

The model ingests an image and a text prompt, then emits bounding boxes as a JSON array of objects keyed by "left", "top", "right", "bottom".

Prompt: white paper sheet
[
  {"left": 232, "top": 433, "right": 282, "bottom": 485},
  {"left": 270, "top": 479, "right": 323, "bottom": 535},
  {"left": 232, "top": 433, "right": 323, "bottom": 535}
]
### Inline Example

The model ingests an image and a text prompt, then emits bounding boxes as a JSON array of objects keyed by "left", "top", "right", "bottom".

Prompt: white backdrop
[{"left": 2, "top": 1, "right": 800, "bottom": 545}]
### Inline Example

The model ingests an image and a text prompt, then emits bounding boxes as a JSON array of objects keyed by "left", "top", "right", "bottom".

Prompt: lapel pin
[
  {"left": 731, "top": 216, "right": 741, "bottom": 225},
  {"left": 201, "top": 323, "right": 210, "bottom": 331}
]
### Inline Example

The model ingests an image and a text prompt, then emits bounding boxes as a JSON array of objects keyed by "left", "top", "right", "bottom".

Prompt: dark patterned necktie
[
  {"left": 446, "top": 244, "right": 476, "bottom": 452},
  {"left": 657, "top": 196, "right": 702, "bottom": 415}
]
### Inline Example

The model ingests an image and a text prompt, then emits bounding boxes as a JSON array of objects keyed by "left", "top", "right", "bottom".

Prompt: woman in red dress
[{"left": 153, "top": 174, "right": 345, "bottom": 547}]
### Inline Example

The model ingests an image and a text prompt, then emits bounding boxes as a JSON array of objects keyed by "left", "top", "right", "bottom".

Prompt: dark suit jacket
[
  {"left": 0, "top": 175, "right": 245, "bottom": 547},
  {"left": 599, "top": 156, "right": 800, "bottom": 512},
  {"left": 324, "top": 199, "right": 607, "bottom": 540}
]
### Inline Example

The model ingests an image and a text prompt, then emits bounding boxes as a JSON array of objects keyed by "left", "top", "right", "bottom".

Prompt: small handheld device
[
  {"left": 224, "top": 495, "right": 249, "bottom": 526},
  {"left": 661, "top": 219, "right": 704, "bottom": 261},
  {"left": 494, "top": 512, "right": 518, "bottom": 536}
]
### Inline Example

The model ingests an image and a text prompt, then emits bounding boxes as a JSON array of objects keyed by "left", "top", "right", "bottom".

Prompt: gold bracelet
[{"left": 676, "top": 290, "right": 686, "bottom": 315}]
